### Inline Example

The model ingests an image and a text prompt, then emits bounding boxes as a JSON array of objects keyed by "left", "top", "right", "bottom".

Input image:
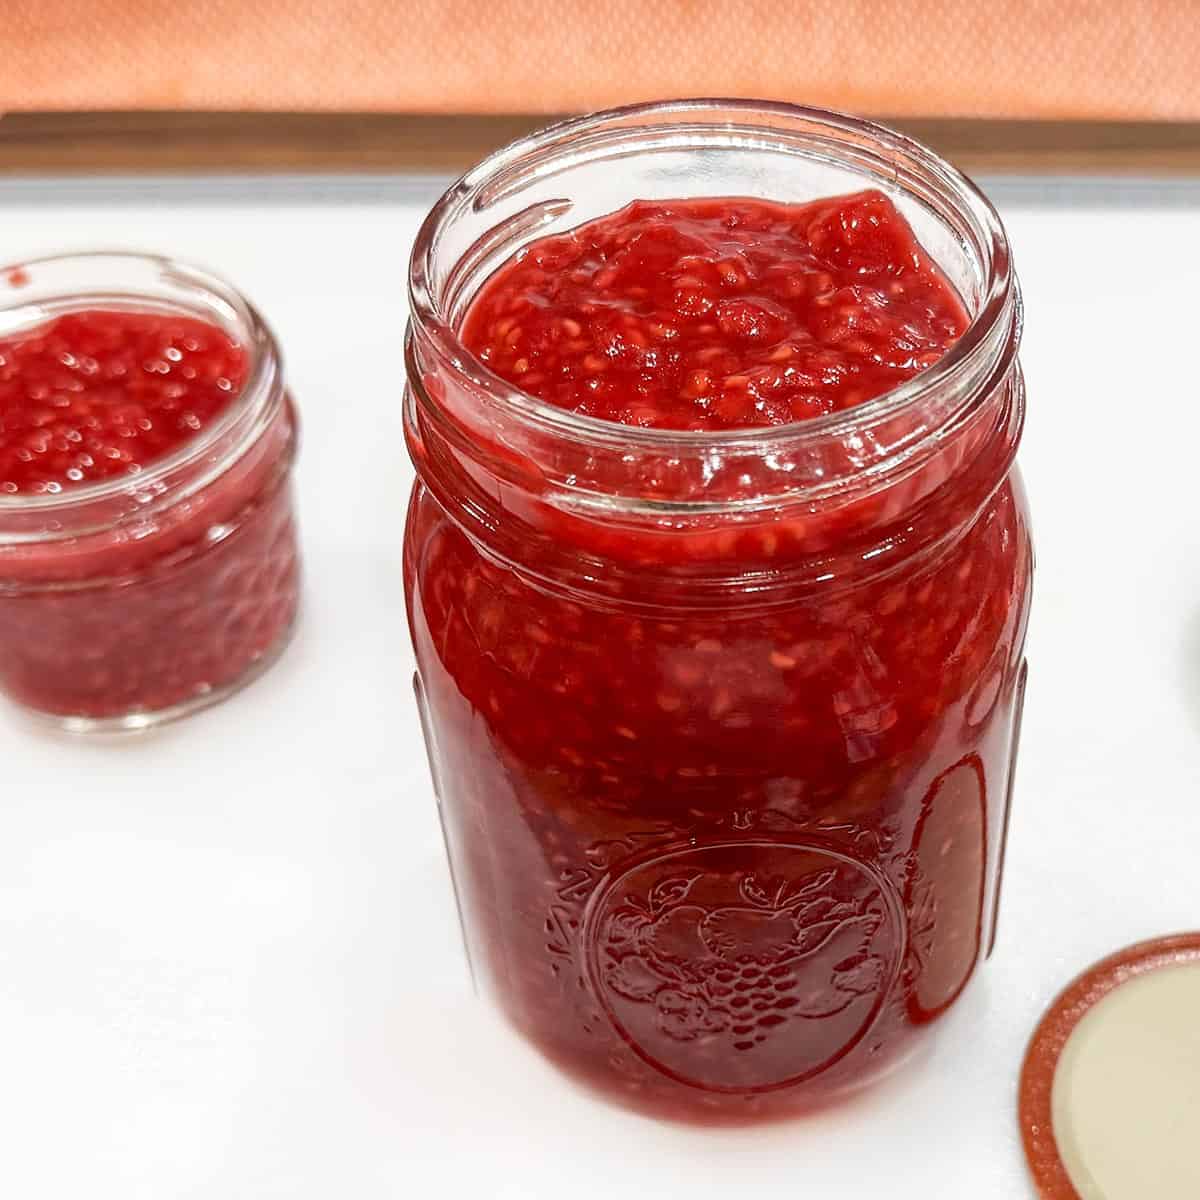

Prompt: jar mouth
[
  {"left": 0, "top": 251, "right": 283, "bottom": 527},
  {"left": 408, "top": 98, "right": 1018, "bottom": 463}
]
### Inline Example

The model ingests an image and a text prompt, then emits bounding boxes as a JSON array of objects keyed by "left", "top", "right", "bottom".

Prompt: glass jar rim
[
  {"left": 0, "top": 250, "right": 283, "bottom": 524},
  {"left": 408, "top": 97, "right": 1018, "bottom": 460}
]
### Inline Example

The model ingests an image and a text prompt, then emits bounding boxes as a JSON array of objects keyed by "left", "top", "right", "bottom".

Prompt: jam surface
[
  {"left": 407, "top": 192, "right": 1031, "bottom": 1121},
  {"left": 0, "top": 311, "right": 245, "bottom": 495},
  {"left": 0, "top": 308, "right": 298, "bottom": 725},
  {"left": 462, "top": 191, "right": 968, "bottom": 429}
]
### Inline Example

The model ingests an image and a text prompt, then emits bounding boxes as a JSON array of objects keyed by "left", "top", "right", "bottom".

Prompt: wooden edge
[{"left": 2, "top": 113, "right": 1200, "bottom": 176}]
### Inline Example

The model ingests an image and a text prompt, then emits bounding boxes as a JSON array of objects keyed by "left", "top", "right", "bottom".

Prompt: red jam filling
[
  {"left": 0, "top": 309, "right": 299, "bottom": 723},
  {"left": 407, "top": 192, "right": 1031, "bottom": 1120},
  {"left": 462, "top": 191, "right": 968, "bottom": 429},
  {"left": 0, "top": 311, "right": 245, "bottom": 495}
]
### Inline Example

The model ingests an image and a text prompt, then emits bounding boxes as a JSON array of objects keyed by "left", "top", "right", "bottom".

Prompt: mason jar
[
  {"left": 404, "top": 101, "right": 1032, "bottom": 1121},
  {"left": 0, "top": 253, "right": 301, "bottom": 731}
]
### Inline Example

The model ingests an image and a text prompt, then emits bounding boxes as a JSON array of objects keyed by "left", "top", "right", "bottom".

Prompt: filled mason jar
[
  {"left": 404, "top": 101, "right": 1032, "bottom": 1121},
  {"left": 0, "top": 253, "right": 301, "bottom": 731}
]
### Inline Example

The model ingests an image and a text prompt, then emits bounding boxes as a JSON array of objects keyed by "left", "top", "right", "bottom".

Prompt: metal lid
[{"left": 1020, "top": 933, "right": 1200, "bottom": 1199}]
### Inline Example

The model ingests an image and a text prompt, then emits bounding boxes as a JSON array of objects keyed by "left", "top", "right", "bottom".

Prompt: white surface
[{"left": 2, "top": 176, "right": 1199, "bottom": 1199}]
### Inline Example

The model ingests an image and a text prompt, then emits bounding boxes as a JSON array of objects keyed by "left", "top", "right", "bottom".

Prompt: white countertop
[{"left": 2, "top": 175, "right": 1199, "bottom": 1199}]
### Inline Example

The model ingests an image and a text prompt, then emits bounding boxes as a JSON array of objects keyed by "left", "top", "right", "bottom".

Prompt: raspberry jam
[
  {"left": 405, "top": 103, "right": 1031, "bottom": 1121},
  {"left": 0, "top": 255, "right": 300, "bottom": 730},
  {"left": 0, "top": 311, "right": 246, "bottom": 494},
  {"left": 461, "top": 192, "right": 967, "bottom": 430}
]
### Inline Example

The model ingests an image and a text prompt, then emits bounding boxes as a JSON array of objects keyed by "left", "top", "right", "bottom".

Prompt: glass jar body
[
  {"left": 406, "top": 462, "right": 1031, "bottom": 1119},
  {"left": 0, "top": 254, "right": 302, "bottom": 731},
  {"left": 403, "top": 101, "right": 1031, "bottom": 1120}
]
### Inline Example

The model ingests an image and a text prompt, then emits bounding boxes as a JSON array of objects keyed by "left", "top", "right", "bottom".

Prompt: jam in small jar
[
  {"left": 0, "top": 253, "right": 301, "bottom": 731},
  {"left": 404, "top": 102, "right": 1032, "bottom": 1121}
]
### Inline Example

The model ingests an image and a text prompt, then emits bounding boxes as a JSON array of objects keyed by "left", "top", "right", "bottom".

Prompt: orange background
[{"left": 6, "top": 0, "right": 1199, "bottom": 119}]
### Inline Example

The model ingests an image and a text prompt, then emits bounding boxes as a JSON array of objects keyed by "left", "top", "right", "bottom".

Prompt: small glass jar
[
  {"left": 0, "top": 253, "right": 301, "bottom": 731},
  {"left": 404, "top": 101, "right": 1032, "bottom": 1121}
]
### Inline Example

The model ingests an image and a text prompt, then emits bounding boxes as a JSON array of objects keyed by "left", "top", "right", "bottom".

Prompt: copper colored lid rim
[{"left": 1018, "top": 931, "right": 1200, "bottom": 1199}]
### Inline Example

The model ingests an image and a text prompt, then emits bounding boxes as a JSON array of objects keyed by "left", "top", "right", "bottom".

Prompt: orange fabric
[{"left": 6, "top": 0, "right": 1199, "bottom": 119}]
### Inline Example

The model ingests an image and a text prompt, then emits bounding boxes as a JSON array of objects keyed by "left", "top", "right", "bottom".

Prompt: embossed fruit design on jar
[
  {"left": 0, "top": 254, "right": 301, "bottom": 730},
  {"left": 590, "top": 846, "right": 902, "bottom": 1094},
  {"left": 404, "top": 102, "right": 1032, "bottom": 1121}
]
